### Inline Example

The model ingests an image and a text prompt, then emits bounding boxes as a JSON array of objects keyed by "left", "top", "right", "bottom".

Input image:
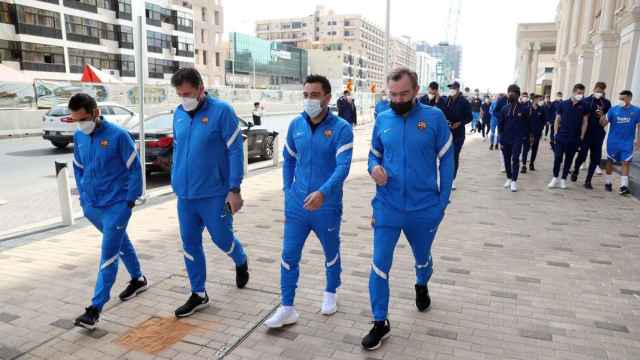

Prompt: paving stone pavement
[{"left": 0, "top": 125, "right": 639, "bottom": 360}]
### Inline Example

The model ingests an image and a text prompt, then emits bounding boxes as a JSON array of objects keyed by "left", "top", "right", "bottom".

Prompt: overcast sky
[{"left": 224, "top": 0, "right": 559, "bottom": 93}]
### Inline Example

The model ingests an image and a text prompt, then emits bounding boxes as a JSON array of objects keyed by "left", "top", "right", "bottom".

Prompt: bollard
[
  {"left": 55, "top": 161, "right": 74, "bottom": 226},
  {"left": 272, "top": 135, "right": 280, "bottom": 167},
  {"left": 243, "top": 139, "right": 249, "bottom": 176}
]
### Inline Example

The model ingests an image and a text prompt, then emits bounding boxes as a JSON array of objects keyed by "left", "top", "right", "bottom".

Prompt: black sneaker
[
  {"left": 236, "top": 261, "right": 249, "bottom": 289},
  {"left": 415, "top": 284, "right": 431, "bottom": 312},
  {"left": 619, "top": 186, "right": 631, "bottom": 196},
  {"left": 175, "top": 292, "right": 209, "bottom": 318},
  {"left": 362, "top": 320, "right": 391, "bottom": 350},
  {"left": 489, "top": 145, "right": 493, "bottom": 151},
  {"left": 605, "top": 183, "right": 613, "bottom": 192},
  {"left": 584, "top": 182, "right": 593, "bottom": 190},
  {"left": 74, "top": 306, "right": 100, "bottom": 330},
  {"left": 529, "top": 163, "right": 536, "bottom": 171},
  {"left": 571, "top": 172, "right": 578, "bottom": 182},
  {"left": 521, "top": 166, "right": 527, "bottom": 174},
  {"left": 119, "top": 276, "right": 149, "bottom": 301}
]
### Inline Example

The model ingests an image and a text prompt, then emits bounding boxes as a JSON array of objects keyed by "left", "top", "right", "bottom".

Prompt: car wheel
[
  {"left": 261, "top": 135, "right": 275, "bottom": 160},
  {"left": 51, "top": 140, "right": 69, "bottom": 149}
]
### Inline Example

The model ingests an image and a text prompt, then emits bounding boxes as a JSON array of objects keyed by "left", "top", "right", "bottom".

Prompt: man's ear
[{"left": 94, "top": 108, "right": 101, "bottom": 118}]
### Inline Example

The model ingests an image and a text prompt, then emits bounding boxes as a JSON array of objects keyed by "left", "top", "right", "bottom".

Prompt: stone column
[
  {"left": 590, "top": 0, "right": 619, "bottom": 90},
  {"left": 518, "top": 44, "right": 531, "bottom": 90},
  {"left": 529, "top": 43, "right": 541, "bottom": 93},
  {"left": 565, "top": 0, "right": 584, "bottom": 90},
  {"left": 577, "top": 0, "right": 596, "bottom": 88}
]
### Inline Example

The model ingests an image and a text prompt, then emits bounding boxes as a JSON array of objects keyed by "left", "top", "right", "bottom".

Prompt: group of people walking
[
  {"left": 68, "top": 67, "right": 454, "bottom": 351},
  {"left": 483, "top": 82, "right": 639, "bottom": 194}
]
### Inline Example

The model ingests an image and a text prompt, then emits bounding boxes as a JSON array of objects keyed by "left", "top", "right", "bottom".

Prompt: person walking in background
[
  {"left": 374, "top": 90, "right": 390, "bottom": 120},
  {"left": 470, "top": 89, "right": 482, "bottom": 134},
  {"left": 549, "top": 91, "right": 564, "bottom": 150},
  {"left": 252, "top": 102, "right": 263, "bottom": 126},
  {"left": 522, "top": 94, "right": 546, "bottom": 172},
  {"left": 498, "top": 85, "right": 529, "bottom": 192},
  {"left": 444, "top": 81, "right": 472, "bottom": 190},
  {"left": 337, "top": 90, "right": 358, "bottom": 126},
  {"left": 419, "top": 81, "right": 448, "bottom": 112},
  {"left": 480, "top": 96, "right": 492, "bottom": 140}
]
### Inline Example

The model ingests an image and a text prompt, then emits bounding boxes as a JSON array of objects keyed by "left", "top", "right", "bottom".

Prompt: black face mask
[
  {"left": 508, "top": 94, "right": 518, "bottom": 103},
  {"left": 390, "top": 99, "right": 414, "bottom": 115}
]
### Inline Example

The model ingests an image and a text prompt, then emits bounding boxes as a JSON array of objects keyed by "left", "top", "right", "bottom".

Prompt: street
[{"left": 0, "top": 113, "right": 296, "bottom": 235}]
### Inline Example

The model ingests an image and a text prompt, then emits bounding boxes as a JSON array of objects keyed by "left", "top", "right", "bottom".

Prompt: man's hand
[
  {"left": 303, "top": 191, "right": 324, "bottom": 211},
  {"left": 371, "top": 165, "right": 388, "bottom": 186},
  {"left": 226, "top": 192, "right": 244, "bottom": 214},
  {"left": 127, "top": 201, "right": 135, "bottom": 209},
  {"left": 595, "top": 108, "right": 603, "bottom": 118},
  {"left": 451, "top": 122, "right": 461, "bottom": 129}
]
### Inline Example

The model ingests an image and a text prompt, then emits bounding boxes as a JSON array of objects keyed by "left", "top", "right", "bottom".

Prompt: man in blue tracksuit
[
  {"left": 571, "top": 82, "right": 611, "bottom": 188},
  {"left": 548, "top": 84, "right": 589, "bottom": 190},
  {"left": 522, "top": 94, "right": 546, "bottom": 172},
  {"left": 361, "top": 68, "right": 454, "bottom": 350},
  {"left": 374, "top": 92, "right": 390, "bottom": 120},
  {"left": 170, "top": 68, "right": 249, "bottom": 318},
  {"left": 419, "top": 81, "right": 448, "bottom": 113},
  {"left": 70, "top": 93, "right": 147, "bottom": 330},
  {"left": 489, "top": 94, "right": 507, "bottom": 150},
  {"left": 498, "top": 84, "right": 530, "bottom": 192},
  {"left": 444, "top": 81, "right": 472, "bottom": 189},
  {"left": 264, "top": 75, "right": 354, "bottom": 328}
]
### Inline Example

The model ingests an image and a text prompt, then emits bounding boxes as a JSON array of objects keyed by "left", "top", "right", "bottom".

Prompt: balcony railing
[
  {"left": 63, "top": 0, "right": 98, "bottom": 13},
  {"left": 15, "top": 23, "right": 63, "bottom": 39},
  {"left": 66, "top": 33, "right": 100, "bottom": 45},
  {"left": 36, "top": 0, "right": 60, "bottom": 4},
  {"left": 21, "top": 62, "right": 65, "bottom": 72},
  {"left": 148, "top": 71, "right": 164, "bottom": 79},
  {"left": 176, "top": 50, "right": 193, "bottom": 58}
]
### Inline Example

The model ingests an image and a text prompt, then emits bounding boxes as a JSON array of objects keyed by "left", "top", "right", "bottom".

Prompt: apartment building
[{"left": 191, "top": 0, "right": 224, "bottom": 86}]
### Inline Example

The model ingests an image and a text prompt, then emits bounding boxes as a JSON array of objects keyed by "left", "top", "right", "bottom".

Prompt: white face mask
[
  {"left": 303, "top": 99, "right": 323, "bottom": 118},
  {"left": 574, "top": 94, "right": 584, "bottom": 101},
  {"left": 521, "top": 97, "right": 529, "bottom": 103},
  {"left": 77, "top": 120, "right": 96, "bottom": 135},
  {"left": 449, "top": 89, "right": 457, "bottom": 96},
  {"left": 181, "top": 96, "right": 200, "bottom": 111},
  {"left": 593, "top": 92, "right": 603, "bottom": 99},
  {"left": 427, "top": 93, "right": 435, "bottom": 100},
  {"left": 538, "top": 101, "right": 545, "bottom": 106}
]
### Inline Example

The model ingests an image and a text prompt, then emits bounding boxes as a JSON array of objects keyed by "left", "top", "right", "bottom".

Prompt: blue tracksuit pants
[
  {"left": 84, "top": 201, "right": 142, "bottom": 311},
  {"left": 281, "top": 192, "right": 342, "bottom": 306},
  {"left": 490, "top": 116, "right": 500, "bottom": 145},
  {"left": 369, "top": 199, "right": 442, "bottom": 321},
  {"left": 177, "top": 196, "right": 247, "bottom": 293}
]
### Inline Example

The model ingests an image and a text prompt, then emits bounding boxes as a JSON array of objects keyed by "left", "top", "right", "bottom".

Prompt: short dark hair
[
  {"left": 464, "top": 87, "right": 470, "bottom": 92},
  {"left": 573, "top": 83, "right": 586, "bottom": 92},
  {"left": 343, "top": 90, "right": 350, "bottom": 95},
  {"left": 428, "top": 81, "right": 439, "bottom": 90},
  {"left": 253, "top": 102, "right": 260, "bottom": 107},
  {"left": 387, "top": 67, "right": 418, "bottom": 88},
  {"left": 522, "top": 92, "right": 529, "bottom": 96},
  {"left": 620, "top": 90, "right": 633, "bottom": 97},
  {"left": 304, "top": 74, "right": 331, "bottom": 95},
  {"left": 534, "top": 94, "right": 543, "bottom": 100},
  {"left": 556, "top": 91, "right": 563, "bottom": 96},
  {"left": 171, "top": 68, "right": 203, "bottom": 88},
  {"left": 68, "top": 93, "right": 97, "bottom": 114},
  {"left": 507, "top": 84, "right": 521, "bottom": 96},
  {"left": 594, "top": 81, "right": 607, "bottom": 90}
]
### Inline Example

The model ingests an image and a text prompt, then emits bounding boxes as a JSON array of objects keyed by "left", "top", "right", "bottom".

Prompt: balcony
[
  {"left": 120, "top": 69, "right": 135, "bottom": 77},
  {"left": 119, "top": 41, "right": 133, "bottom": 49},
  {"left": 148, "top": 71, "right": 164, "bottom": 79},
  {"left": 146, "top": 17, "right": 161, "bottom": 27},
  {"left": 21, "top": 62, "right": 65, "bottom": 72},
  {"left": 36, "top": 0, "right": 60, "bottom": 4},
  {"left": 15, "top": 23, "right": 62, "bottom": 39},
  {"left": 63, "top": 0, "right": 98, "bottom": 13},
  {"left": 66, "top": 33, "right": 100, "bottom": 45},
  {"left": 176, "top": 50, "right": 193, "bottom": 58},
  {"left": 176, "top": 24, "right": 193, "bottom": 33},
  {"left": 147, "top": 45, "right": 163, "bottom": 54},
  {"left": 116, "top": 10, "right": 132, "bottom": 21}
]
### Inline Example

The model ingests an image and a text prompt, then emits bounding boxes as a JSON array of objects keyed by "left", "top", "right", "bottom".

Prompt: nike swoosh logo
[
  {"left": 328, "top": 228, "right": 336, "bottom": 232},
  {"left": 383, "top": 129, "right": 391, "bottom": 133},
  {"left": 296, "top": 132, "right": 304, "bottom": 136},
  {"left": 117, "top": 225, "right": 125, "bottom": 230}
]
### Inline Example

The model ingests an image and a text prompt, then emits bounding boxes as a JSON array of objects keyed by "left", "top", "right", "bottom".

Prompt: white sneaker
[
  {"left": 503, "top": 179, "right": 512, "bottom": 188},
  {"left": 320, "top": 292, "right": 337, "bottom": 315},
  {"left": 580, "top": 164, "right": 587, "bottom": 171},
  {"left": 560, "top": 179, "right": 567, "bottom": 189},
  {"left": 510, "top": 181, "right": 518, "bottom": 192},
  {"left": 548, "top": 177, "right": 559, "bottom": 188},
  {"left": 264, "top": 306, "right": 299, "bottom": 328},
  {"left": 596, "top": 167, "right": 603, "bottom": 175},
  {"left": 452, "top": 180, "right": 457, "bottom": 190}
]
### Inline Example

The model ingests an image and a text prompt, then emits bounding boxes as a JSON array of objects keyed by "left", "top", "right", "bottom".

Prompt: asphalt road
[{"left": 0, "top": 113, "right": 295, "bottom": 235}]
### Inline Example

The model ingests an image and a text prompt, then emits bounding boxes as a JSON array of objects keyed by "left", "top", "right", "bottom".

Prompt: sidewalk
[{"left": 1, "top": 126, "right": 639, "bottom": 360}]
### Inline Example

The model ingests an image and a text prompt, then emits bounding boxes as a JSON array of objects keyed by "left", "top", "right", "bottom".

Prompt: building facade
[
  {"left": 415, "top": 41, "right": 462, "bottom": 84},
  {"left": 0, "top": 0, "right": 195, "bottom": 82},
  {"left": 192, "top": 0, "right": 224, "bottom": 86},
  {"left": 416, "top": 51, "right": 438, "bottom": 91},
  {"left": 225, "top": 32, "right": 308, "bottom": 89},
  {"left": 255, "top": 5, "right": 385, "bottom": 90},
  {"left": 307, "top": 47, "right": 368, "bottom": 93},
  {"left": 514, "top": 22, "right": 557, "bottom": 94},
  {"left": 551, "top": 0, "right": 640, "bottom": 98},
  {"left": 389, "top": 36, "right": 416, "bottom": 72}
]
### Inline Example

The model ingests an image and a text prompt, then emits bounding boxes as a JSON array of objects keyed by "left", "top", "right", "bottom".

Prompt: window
[
  {"left": 145, "top": 2, "right": 169, "bottom": 26},
  {"left": 119, "top": 54, "right": 135, "bottom": 76},
  {"left": 176, "top": 36, "right": 194, "bottom": 57},
  {"left": 214, "top": 11, "right": 219, "bottom": 25},
  {"left": 176, "top": 11, "right": 193, "bottom": 32},
  {"left": 201, "top": 29, "right": 207, "bottom": 43},
  {"left": 117, "top": 0, "right": 131, "bottom": 18},
  {"left": 118, "top": 25, "right": 133, "bottom": 47},
  {"left": 202, "top": 50, "right": 207, "bottom": 65},
  {"left": 0, "top": 3, "right": 12, "bottom": 24},
  {"left": 148, "top": 57, "right": 177, "bottom": 78},
  {"left": 68, "top": 48, "right": 119, "bottom": 73},
  {"left": 101, "top": 22, "right": 116, "bottom": 41},
  {"left": 20, "top": 42, "right": 65, "bottom": 70},
  {"left": 97, "top": 0, "right": 116, "bottom": 10},
  {"left": 18, "top": 6, "right": 61, "bottom": 29},
  {"left": 215, "top": 52, "right": 220, "bottom": 67},
  {"left": 0, "top": 40, "right": 20, "bottom": 62},
  {"left": 65, "top": 15, "right": 100, "bottom": 39},
  {"left": 201, "top": 7, "right": 207, "bottom": 21},
  {"left": 147, "top": 31, "right": 171, "bottom": 52}
]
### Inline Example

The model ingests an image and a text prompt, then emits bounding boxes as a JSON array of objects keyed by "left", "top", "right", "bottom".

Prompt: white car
[{"left": 42, "top": 102, "right": 138, "bottom": 149}]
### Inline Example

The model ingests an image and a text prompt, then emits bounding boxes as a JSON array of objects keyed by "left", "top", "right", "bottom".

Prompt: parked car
[
  {"left": 42, "top": 102, "right": 138, "bottom": 149},
  {"left": 129, "top": 111, "right": 279, "bottom": 175}
]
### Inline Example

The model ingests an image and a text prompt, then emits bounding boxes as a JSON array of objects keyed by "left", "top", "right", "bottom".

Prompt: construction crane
[{"left": 439, "top": 0, "right": 462, "bottom": 86}]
